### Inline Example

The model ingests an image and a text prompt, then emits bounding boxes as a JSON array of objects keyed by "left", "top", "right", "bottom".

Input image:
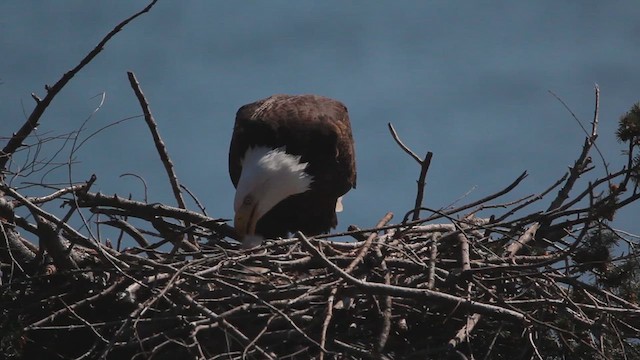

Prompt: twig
[
  {"left": 504, "top": 222, "right": 541, "bottom": 258},
  {"left": 126, "top": 71, "right": 198, "bottom": 252},
  {"left": 549, "top": 85, "right": 608, "bottom": 176},
  {"left": 297, "top": 232, "right": 527, "bottom": 322},
  {"left": 101, "top": 219, "right": 159, "bottom": 259},
  {"left": 76, "top": 191, "right": 235, "bottom": 239},
  {"left": 34, "top": 215, "right": 79, "bottom": 270},
  {"left": 387, "top": 123, "right": 421, "bottom": 164},
  {"left": 119, "top": 173, "right": 149, "bottom": 203},
  {"left": 345, "top": 212, "right": 394, "bottom": 273},
  {"left": 27, "top": 279, "right": 124, "bottom": 329},
  {"left": 373, "top": 235, "right": 393, "bottom": 357},
  {"left": 318, "top": 288, "right": 337, "bottom": 360},
  {"left": 412, "top": 152, "right": 433, "bottom": 221},
  {"left": 243, "top": 314, "right": 277, "bottom": 359},
  {"left": 126, "top": 72, "right": 186, "bottom": 212},
  {"left": 211, "top": 278, "right": 328, "bottom": 355},
  {"left": 1, "top": 184, "right": 127, "bottom": 268},
  {"left": 175, "top": 289, "right": 275, "bottom": 359},
  {"left": 318, "top": 212, "right": 393, "bottom": 358},
  {"left": 447, "top": 313, "right": 482, "bottom": 349},
  {"left": 318, "top": 171, "right": 526, "bottom": 239},
  {"left": 387, "top": 122, "right": 434, "bottom": 221},
  {"left": 427, "top": 240, "right": 438, "bottom": 289},
  {"left": 20, "top": 182, "right": 92, "bottom": 206},
  {"left": 546, "top": 89, "right": 600, "bottom": 212},
  {"left": 180, "top": 184, "right": 209, "bottom": 216},
  {"left": 0, "top": 0, "right": 159, "bottom": 175},
  {"left": 458, "top": 233, "right": 471, "bottom": 272},
  {"left": 0, "top": 220, "right": 36, "bottom": 274}
]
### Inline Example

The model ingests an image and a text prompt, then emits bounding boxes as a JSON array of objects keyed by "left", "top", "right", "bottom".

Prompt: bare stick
[
  {"left": 448, "top": 313, "right": 482, "bottom": 349},
  {"left": 318, "top": 288, "right": 337, "bottom": 360},
  {"left": 373, "top": 235, "right": 393, "bottom": 356},
  {"left": 35, "top": 215, "right": 79, "bottom": 270},
  {"left": 319, "top": 212, "right": 393, "bottom": 358},
  {"left": 1, "top": 185, "right": 126, "bottom": 268},
  {"left": 387, "top": 123, "right": 434, "bottom": 220},
  {"left": 504, "top": 222, "right": 541, "bottom": 258},
  {"left": 21, "top": 181, "right": 93, "bottom": 205},
  {"left": 388, "top": 123, "right": 421, "bottom": 164},
  {"left": 317, "top": 171, "right": 527, "bottom": 240},
  {"left": 345, "top": 212, "right": 393, "bottom": 273},
  {"left": 101, "top": 219, "right": 159, "bottom": 259},
  {"left": 547, "top": 88, "right": 600, "bottom": 212},
  {"left": 412, "top": 152, "right": 433, "bottom": 221},
  {"left": 297, "top": 232, "right": 526, "bottom": 322},
  {"left": 0, "top": 0, "right": 159, "bottom": 175},
  {"left": 549, "top": 85, "right": 608, "bottom": 176},
  {"left": 174, "top": 289, "right": 275, "bottom": 359},
  {"left": 76, "top": 191, "right": 235, "bottom": 239},
  {"left": 127, "top": 72, "right": 187, "bottom": 212},
  {"left": 458, "top": 233, "right": 471, "bottom": 272},
  {"left": 180, "top": 184, "right": 208, "bottom": 216},
  {"left": 0, "top": 221, "right": 35, "bottom": 274},
  {"left": 127, "top": 71, "right": 198, "bottom": 252},
  {"left": 427, "top": 241, "right": 438, "bottom": 289}
]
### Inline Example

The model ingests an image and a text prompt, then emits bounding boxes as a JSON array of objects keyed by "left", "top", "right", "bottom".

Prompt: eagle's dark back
[{"left": 229, "top": 94, "right": 356, "bottom": 238}]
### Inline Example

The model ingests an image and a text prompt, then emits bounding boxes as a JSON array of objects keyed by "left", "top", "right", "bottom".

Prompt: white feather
[
  {"left": 235, "top": 146, "right": 314, "bottom": 221},
  {"left": 335, "top": 196, "right": 344, "bottom": 212},
  {"left": 241, "top": 234, "right": 265, "bottom": 249}
]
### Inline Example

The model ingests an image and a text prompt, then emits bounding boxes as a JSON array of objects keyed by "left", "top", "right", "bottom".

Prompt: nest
[
  {"left": 3, "top": 150, "right": 640, "bottom": 359},
  {"left": 2, "top": 2, "right": 640, "bottom": 359}
]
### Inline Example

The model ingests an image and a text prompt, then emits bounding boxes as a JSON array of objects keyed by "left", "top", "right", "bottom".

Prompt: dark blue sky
[{"left": 2, "top": 2, "right": 640, "bottom": 241}]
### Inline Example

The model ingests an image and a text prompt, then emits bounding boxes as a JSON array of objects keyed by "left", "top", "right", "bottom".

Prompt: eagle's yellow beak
[{"left": 234, "top": 196, "right": 259, "bottom": 239}]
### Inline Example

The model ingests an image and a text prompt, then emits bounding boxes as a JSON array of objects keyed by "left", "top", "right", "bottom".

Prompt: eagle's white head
[{"left": 234, "top": 146, "right": 313, "bottom": 248}]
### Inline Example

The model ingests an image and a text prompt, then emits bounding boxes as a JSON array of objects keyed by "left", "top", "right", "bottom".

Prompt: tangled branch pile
[{"left": 2, "top": 2, "right": 640, "bottom": 359}]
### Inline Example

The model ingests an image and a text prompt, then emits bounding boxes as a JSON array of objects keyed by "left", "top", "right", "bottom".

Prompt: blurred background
[{"left": 2, "top": 1, "right": 639, "bottom": 241}]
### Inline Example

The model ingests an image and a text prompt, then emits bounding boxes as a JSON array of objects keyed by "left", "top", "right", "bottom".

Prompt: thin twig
[
  {"left": 297, "top": 232, "right": 527, "bottom": 322},
  {"left": 0, "top": 0, "right": 159, "bottom": 175},
  {"left": 126, "top": 71, "right": 198, "bottom": 252},
  {"left": 126, "top": 72, "right": 187, "bottom": 212},
  {"left": 387, "top": 123, "right": 421, "bottom": 164},
  {"left": 447, "top": 313, "right": 482, "bottom": 349},
  {"left": 547, "top": 88, "right": 600, "bottom": 212}
]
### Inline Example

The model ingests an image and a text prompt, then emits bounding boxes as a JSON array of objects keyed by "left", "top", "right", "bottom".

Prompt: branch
[
  {"left": 546, "top": 86, "right": 600, "bottom": 212},
  {"left": 0, "top": 0, "right": 159, "bottom": 175},
  {"left": 319, "top": 212, "right": 393, "bottom": 359},
  {"left": 0, "top": 220, "right": 36, "bottom": 274},
  {"left": 126, "top": 71, "right": 187, "bottom": 211},
  {"left": 75, "top": 191, "right": 235, "bottom": 239},
  {"left": 297, "top": 232, "right": 527, "bottom": 322},
  {"left": 387, "top": 122, "right": 434, "bottom": 221},
  {"left": 388, "top": 123, "right": 421, "bottom": 164},
  {"left": 412, "top": 152, "right": 433, "bottom": 221},
  {"left": 1, "top": 184, "right": 128, "bottom": 269},
  {"left": 504, "top": 222, "right": 541, "bottom": 258},
  {"left": 448, "top": 313, "right": 482, "bottom": 349},
  {"left": 35, "top": 215, "right": 79, "bottom": 270}
]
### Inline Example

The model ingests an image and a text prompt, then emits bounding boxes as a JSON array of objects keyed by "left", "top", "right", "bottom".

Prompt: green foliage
[
  {"left": 572, "top": 228, "right": 617, "bottom": 273},
  {"left": 616, "top": 101, "right": 640, "bottom": 186},
  {"left": 616, "top": 102, "right": 640, "bottom": 143}
]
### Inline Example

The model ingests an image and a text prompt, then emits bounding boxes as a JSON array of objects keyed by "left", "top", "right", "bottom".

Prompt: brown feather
[{"left": 229, "top": 94, "right": 356, "bottom": 238}]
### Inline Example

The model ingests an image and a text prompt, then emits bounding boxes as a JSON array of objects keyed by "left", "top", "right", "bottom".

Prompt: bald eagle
[{"left": 229, "top": 94, "right": 356, "bottom": 248}]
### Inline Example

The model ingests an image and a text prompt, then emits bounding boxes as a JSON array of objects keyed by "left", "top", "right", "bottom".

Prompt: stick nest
[{"left": 2, "top": 2, "right": 640, "bottom": 358}]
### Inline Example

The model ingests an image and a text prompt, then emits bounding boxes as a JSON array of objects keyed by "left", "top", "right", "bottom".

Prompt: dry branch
[
  {"left": 0, "top": 0, "right": 159, "bottom": 177},
  {"left": 1, "top": 3, "right": 640, "bottom": 358}
]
